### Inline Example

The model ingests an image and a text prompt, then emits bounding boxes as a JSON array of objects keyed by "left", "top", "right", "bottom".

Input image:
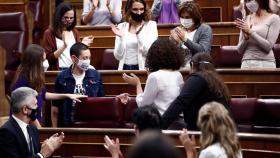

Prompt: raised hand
[
  {"left": 62, "top": 31, "right": 67, "bottom": 48},
  {"left": 170, "top": 29, "right": 183, "bottom": 45},
  {"left": 179, "top": 129, "right": 197, "bottom": 158},
  {"left": 104, "top": 135, "right": 121, "bottom": 158},
  {"left": 111, "top": 25, "right": 124, "bottom": 37},
  {"left": 235, "top": 18, "right": 251, "bottom": 34},
  {"left": 175, "top": 26, "right": 186, "bottom": 42},
  {"left": 82, "top": 35, "right": 94, "bottom": 46},
  {"left": 122, "top": 73, "right": 141, "bottom": 86}
]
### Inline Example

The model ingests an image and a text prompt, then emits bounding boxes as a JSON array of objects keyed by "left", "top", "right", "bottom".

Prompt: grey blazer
[{"left": 183, "top": 23, "right": 213, "bottom": 55}]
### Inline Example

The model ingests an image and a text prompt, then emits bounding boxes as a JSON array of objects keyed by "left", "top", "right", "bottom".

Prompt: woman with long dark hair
[
  {"left": 43, "top": 2, "right": 93, "bottom": 70},
  {"left": 162, "top": 52, "right": 231, "bottom": 130}
]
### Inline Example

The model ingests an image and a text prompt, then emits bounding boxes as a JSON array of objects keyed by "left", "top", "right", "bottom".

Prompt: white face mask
[
  {"left": 42, "top": 59, "right": 49, "bottom": 72},
  {"left": 180, "top": 18, "right": 193, "bottom": 29},
  {"left": 77, "top": 59, "right": 90, "bottom": 71},
  {"left": 246, "top": 0, "right": 259, "bottom": 13}
]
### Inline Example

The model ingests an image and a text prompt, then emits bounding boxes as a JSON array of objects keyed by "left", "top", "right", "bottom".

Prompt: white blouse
[
  {"left": 136, "top": 70, "right": 184, "bottom": 115},
  {"left": 199, "top": 143, "right": 243, "bottom": 158}
]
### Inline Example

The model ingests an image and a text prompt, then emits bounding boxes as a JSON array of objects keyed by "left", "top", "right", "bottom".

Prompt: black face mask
[
  {"left": 131, "top": 12, "right": 144, "bottom": 22},
  {"left": 27, "top": 107, "right": 39, "bottom": 121}
]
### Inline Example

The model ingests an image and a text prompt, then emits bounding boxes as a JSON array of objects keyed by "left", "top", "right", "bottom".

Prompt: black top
[{"left": 162, "top": 73, "right": 229, "bottom": 130}]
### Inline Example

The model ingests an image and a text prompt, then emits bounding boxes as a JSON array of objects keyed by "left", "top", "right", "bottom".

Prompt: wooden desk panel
[
  {"left": 45, "top": 69, "right": 280, "bottom": 98},
  {"left": 39, "top": 128, "right": 280, "bottom": 157}
]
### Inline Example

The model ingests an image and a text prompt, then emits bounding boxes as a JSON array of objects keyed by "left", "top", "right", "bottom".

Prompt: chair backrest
[
  {"left": 230, "top": 98, "right": 257, "bottom": 132},
  {"left": 74, "top": 97, "right": 124, "bottom": 128},
  {"left": 0, "top": 12, "right": 28, "bottom": 70},
  {"left": 101, "top": 49, "right": 119, "bottom": 70},
  {"left": 273, "top": 44, "right": 280, "bottom": 68},
  {"left": 216, "top": 46, "right": 242, "bottom": 68},
  {"left": 28, "top": 0, "right": 43, "bottom": 44},
  {"left": 123, "top": 97, "right": 137, "bottom": 128}
]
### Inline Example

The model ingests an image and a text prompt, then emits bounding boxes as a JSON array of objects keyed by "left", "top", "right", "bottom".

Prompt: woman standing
[
  {"left": 162, "top": 53, "right": 231, "bottom": 130},
  {"left": 43, "top": 2, "right": 93, "bottom": 70},
  {"left": 235, "top": 0, "right": 280, "bottom": 69},
  {"left": 82, "top": 0, "right": 122, "bottom": 25},
  {"left": 151, "top": 0, "right": 181, "bottom": 24},
  {"left": 169, "top": 1, "right": 213, "bottom": 66},
  {"left": 111, "top": 0, "right": 158, "bottom": 70}
]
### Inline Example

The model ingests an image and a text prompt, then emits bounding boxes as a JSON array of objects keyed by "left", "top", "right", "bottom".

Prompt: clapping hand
[
  {"left": 235, "top": 18, "right": 251, "bottom": 35},
  {"left": 122, "top": 73, "right": 141, "bottom": 86},
  {"left": 82, "top": 35, "right": 94, "bottom": 46},
  {"left": 111, "top": 25, "right": 124, "bottom": 37},
  {"left": 170, "top": 29, "right": 183, "bottom": 45},
  {"left": 179, "top": 129, "right": 197, "bottom": 158},
  {"left": 40, "top": 132, "right": 65, "bottom": 158},
  {"left": 104, "top": 135, "right": 121, "bottom": 158}
]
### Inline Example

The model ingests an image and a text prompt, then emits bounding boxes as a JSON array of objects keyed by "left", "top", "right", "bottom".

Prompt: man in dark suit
[{"left": 0, "top": 87, "right": 64, "bottom": 158}]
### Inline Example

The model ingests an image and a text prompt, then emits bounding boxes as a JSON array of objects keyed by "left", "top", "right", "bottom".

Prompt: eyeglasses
[{"left": 63, "top": 16, "right": 74, "bottom": 20}]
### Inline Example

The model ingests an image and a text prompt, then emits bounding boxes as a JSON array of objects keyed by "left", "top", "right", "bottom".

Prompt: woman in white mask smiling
[
  {"left": 169, "top": 1, "right": 213, "bottom": 67},
  {"left": 235, "top": 0, "right": 280, "bottom": 69}
]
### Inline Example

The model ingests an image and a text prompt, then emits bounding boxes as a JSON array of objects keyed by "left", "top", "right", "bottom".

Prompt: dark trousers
[{"left": 123, "top": 64, "right": 139, "bottom": 70}]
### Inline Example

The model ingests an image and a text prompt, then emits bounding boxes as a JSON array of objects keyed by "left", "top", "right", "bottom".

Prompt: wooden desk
[
  {"left": 39, "top": 128, "right": 280, "bottom": 157},
  {"left": 45, "top": 69, "right": 280, "bottom": 98}
]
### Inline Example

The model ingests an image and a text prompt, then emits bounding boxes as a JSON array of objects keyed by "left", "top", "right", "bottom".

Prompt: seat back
[
  {"left": 254, "top": 99, "right": 280, "bottom": 133},
  {"left": 216, "top": 46, "right": 242, "bottom": 68},
  {"left": 74, "top": 97, "right": 124, "bottom": 128},
  {"left": 273, "top": 44, "right": 280, "bottom": 68},
  {"left": 230, "top": 98, "right": 257, "bottom": 132},
  {"left": 123, "top": 97, "right": 137, "bottom": 128},
  {"left": 0, "top": 12, "right": 28, "bottom": 94},
  {"left": 101, "top": 49, "right": 119, "bottom": 70},
  {"left": 28, "top": 0, "right": 43, "bottom": 44}
]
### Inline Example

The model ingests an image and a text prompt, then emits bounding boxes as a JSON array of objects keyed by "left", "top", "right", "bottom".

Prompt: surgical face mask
[
  {"left": 27, "top": 107, "right": 39, "bottom": 121},
  {"left": 77, "top": 59, "right": 90, "bottom": 71},
  {"left": 180, "top": 18, "right": 193, "bottom": 29},
  {"left": 42, "top": 59, "right": 49, "bottom": 72},
  {"left": 246, "top": 0, "right": 259, "bottom": 13},
  {"left": 131, "top": 12, "right": 145, "bottom": 22}
]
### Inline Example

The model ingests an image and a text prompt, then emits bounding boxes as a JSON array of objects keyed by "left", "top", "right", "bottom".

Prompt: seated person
[
  {"left": 179, "top": 102, "right": 242, "bottom": 158},
  {"left": 0, "top": 87, "right": 64, "bottom": 158},
  {"left": 52, "top": 42, "right": 104, "bottom": 127},
  {"left": 82, "top": 0, "right": 122, "bottom": 25},
  {"left": 104, "top": 106, "right": 173, "bottom": 158}
]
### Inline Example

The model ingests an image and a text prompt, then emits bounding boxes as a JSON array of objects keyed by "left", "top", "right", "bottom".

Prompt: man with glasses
[{"left": 0, "top": 87, "right": 65, "bottom": 158}]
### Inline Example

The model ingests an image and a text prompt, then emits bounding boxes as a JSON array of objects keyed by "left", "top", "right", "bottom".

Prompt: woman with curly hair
[
  {"left": 120, "top": 38, "right": 185, "bottom": 116},
  {"left": 162, "top": 52, "right": 231, "bottom": 130},
  {"left": 111, "top": 0, "right": 158, "bottom": 70},
  {"left": 179, "top": 102, "right": 242, "bottom": 158}
]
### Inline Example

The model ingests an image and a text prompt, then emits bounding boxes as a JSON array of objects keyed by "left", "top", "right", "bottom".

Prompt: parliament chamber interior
[{"left": 0, "top": 0, "right": 280, "bottom": 157}]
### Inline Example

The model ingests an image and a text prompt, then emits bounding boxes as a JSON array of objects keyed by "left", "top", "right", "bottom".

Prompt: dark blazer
[{"left": 0, "top": 117, "right": 41, "bottom": 158}]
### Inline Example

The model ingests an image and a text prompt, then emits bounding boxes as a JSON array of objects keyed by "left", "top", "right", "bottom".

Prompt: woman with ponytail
[
  {"left": 179, "top": 102, "right": 242, "bottom": 158},
  {"left": 162, "top": 52, "right": 231, "bottom": 130}
]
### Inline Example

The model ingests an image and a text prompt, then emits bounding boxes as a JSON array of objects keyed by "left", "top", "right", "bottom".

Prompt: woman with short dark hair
[
  {"left": 121, "top": 38, "right": 185, "bottom": 116},
  {"left": 169, "top": 1, "right": 213, "bottom": 66}
]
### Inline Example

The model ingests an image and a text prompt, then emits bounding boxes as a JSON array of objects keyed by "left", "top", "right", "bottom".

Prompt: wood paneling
[
  {"left": 45, "top": 69, "right": 280, "bottom": 98},
  {"left": 39, "top": 128, "right": 280, "bottom": 157}
]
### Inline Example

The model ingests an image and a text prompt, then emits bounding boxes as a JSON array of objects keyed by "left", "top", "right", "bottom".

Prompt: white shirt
[
  {"left": 182, "top": 29, "right": 197, "bottom": 49},
  {"left": 124, "top": 32, "right": 138, "bottom": 65},
  {"left": 73, "top": 72, "right": 87, "bottom": 95},
  {"left": 199, "top": 143, "right": 243, "bottom": 158},
  {"left": 136, "top": 70, "right": 184, "bottom": 115},
  {"left": 56, "top": 31, "right": 76, "bottom": 68}
]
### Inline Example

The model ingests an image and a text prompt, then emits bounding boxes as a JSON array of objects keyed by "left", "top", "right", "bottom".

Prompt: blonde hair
[{"left": 198, "top": 102, "right": 241, "bottom": 158}]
